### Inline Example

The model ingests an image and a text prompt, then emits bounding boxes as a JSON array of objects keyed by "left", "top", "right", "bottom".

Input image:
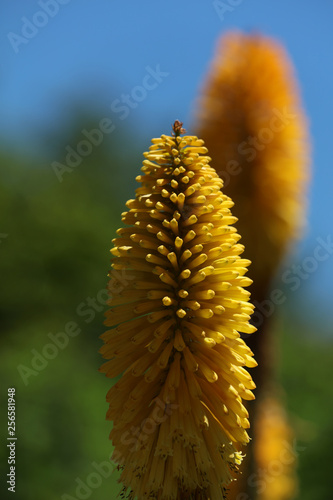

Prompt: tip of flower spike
[{"left": 172, "top": 120, "right": 186, "bottom": 137}]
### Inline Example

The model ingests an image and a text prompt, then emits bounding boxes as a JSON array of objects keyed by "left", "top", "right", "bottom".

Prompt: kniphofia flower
[
  {"left": 193, "top": 32, "right": 309, "bottom": 499},
  {"left": 100, "top": 122, "right": 257, "bottom": 499},
  {"left": 195, "top": 32, "right": 310, "bottom": 298}
]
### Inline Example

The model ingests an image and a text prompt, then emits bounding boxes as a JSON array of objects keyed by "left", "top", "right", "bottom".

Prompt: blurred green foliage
[
  {"left": 0, "top": 118, "right": 141, "bottom": 499},
  {"left": 278, "top": 323, "right": 333, "bottom": 500},
  {"left": 0, "top": 115, "right": 332, "bottom": 499}
]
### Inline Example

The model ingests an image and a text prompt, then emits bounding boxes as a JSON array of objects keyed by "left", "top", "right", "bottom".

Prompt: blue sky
[{"left": 1, "top": 0, "right": 332, "bottom": 328}]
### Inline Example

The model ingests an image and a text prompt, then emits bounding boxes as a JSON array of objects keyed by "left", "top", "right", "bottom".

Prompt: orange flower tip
[
  {"left": 162, "top": 296, "right": 173, "bottom": 306},
  {"left": 176, "top": 308, "right": 187, "bottom": 319},
  {"left": 180, "top": 269, "right": 191, "bottom": 280},
  {"left": 195, "top": 31, "right": 310, "bottom": 284},
  {"left": 178, "top": 289, "right": 188, "bottom": 298}
]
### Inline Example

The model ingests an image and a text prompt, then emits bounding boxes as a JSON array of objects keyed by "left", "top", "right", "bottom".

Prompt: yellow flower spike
[
  {"left": 195, "top": 32, "right": 310, "bottom": 298},
  {"left": 100, "top": 121, "right": 256, "bottom": 500},
  {"left": 195, "top": 40, "right": 309, "bottom": 498}
]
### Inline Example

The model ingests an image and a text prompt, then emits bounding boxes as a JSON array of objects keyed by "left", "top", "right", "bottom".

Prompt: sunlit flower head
[
  {"left": 195, "top": 32, "right": 310, "bottom": 292},
  {"left": 100, "top": 122, "right": 257, "bottom": 499}
]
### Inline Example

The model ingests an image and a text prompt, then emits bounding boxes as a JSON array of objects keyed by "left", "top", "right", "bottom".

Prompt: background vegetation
[
  {"left": 1, "top": 2, "right": 333, "bottom": 497},
  {"left": 0, "top": 114, "right": 332, "bottom": 499}
]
